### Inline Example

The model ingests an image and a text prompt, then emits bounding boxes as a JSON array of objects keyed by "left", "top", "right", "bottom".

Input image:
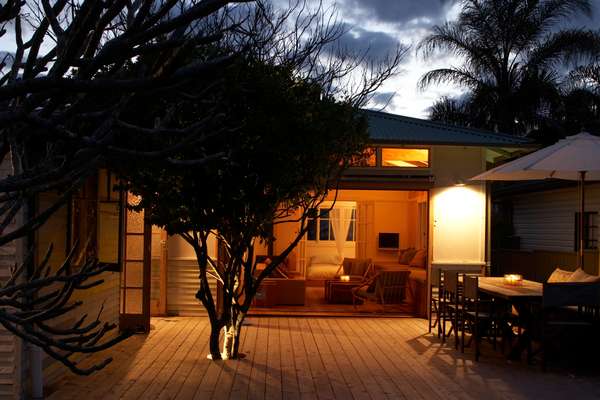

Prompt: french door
[{"left": 119, "top": 193, "right": 151, "bottom": 333}]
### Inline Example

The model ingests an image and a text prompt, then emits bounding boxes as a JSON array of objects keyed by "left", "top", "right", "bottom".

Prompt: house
[
  {"left": 0, "top": 110, "right": 529, "bottom": 398},
  {"left": 491, "top": 180, "right": 600, "bottom": 281}
]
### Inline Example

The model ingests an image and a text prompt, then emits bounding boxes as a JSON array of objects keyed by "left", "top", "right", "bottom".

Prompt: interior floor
[{"left": 249, "top": 283, "right": 416, "bottom": 317}]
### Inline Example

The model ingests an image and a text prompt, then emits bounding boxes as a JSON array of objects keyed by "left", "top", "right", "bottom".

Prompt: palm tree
[
  {"left": 562, "top": 62, "right": 600, "bottom": 135},
  {"left": 419, "top": 0, "right": 600, "bottom": 136}
]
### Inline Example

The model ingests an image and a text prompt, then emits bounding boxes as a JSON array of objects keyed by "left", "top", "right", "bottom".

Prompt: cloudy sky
[
  {"left": 2, "top": 1, "right": 599, "bottom": 119},
  {"left": 324, "top": 0, "right": 600, "bottom": 118}
]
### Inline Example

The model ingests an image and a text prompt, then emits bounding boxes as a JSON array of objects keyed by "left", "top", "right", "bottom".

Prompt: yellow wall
[{"left": 429, "top": 146, "right": 487, "bottom": 267}]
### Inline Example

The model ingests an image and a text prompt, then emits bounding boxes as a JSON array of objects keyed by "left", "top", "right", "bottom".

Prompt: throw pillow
[
  {"left": 397, "top": 248, "right": 410, "bottom": 263},
  {"left": 409, "top": 249, "right": 427, "bottom": 268},
  {"left": 547, "top": 267, "right": 574, "bottom": 283},
  {"left": 399, "top": 248, "right": 417, "bottom": 264},
  {"left": 567, "top": 268, "right": 600, "bottom": 283}
]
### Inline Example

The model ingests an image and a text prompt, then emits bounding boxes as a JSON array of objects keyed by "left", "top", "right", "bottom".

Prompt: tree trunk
[
  {"left": 221, "top": 312, "right": 245, "bottom": 360},
  {"left": 208, "top": 322, "right": 222, "bottom": 360}
]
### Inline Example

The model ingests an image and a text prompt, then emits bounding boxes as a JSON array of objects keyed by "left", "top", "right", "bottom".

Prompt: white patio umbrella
[{"left": 471, "top": 132, "right": 600, "bottom": 269}]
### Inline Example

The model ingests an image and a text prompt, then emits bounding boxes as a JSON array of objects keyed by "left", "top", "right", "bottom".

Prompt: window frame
[
  {"left": 307, "top": 207, "right": 356, "bottom": 243},
  {"left": 575, "top": 211, "right": 598, "bottom": 251}
]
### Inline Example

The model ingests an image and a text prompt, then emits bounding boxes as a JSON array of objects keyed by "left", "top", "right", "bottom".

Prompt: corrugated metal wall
[
  {"left": 512, "top": 184, "right": 600, "bottom": 252},
  {"left": 166, "top": 235, "right": 217, "bottom": 316}
]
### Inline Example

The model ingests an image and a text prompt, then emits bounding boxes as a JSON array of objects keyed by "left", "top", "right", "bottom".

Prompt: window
[
  {"left": 575, "top": 212, "right": 598, "bottom": 250},
  {"left": 381, "top": 148, "right": 429, "bottom": 168},
  {"left": 70, "top": 170, "right": 122, "bottom": 271},
  {"left": 307, "top": 208, "right": 356, "bottom": 241}
]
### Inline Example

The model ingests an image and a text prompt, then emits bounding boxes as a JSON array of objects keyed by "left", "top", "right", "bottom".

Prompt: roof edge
[{"left": 362, "top": 109, "right": 534, "bottom": 146}]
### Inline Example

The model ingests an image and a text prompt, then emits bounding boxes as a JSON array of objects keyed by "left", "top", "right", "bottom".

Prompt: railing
[{"left": 491, "top": 249, "right": 599, "bottom": 282}]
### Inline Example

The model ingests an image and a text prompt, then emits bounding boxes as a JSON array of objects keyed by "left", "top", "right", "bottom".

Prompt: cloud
[
  {"left": 0, "top": 51, "right": 13, "bottom": 69},
  {"left": 338, "top": 0, "right": 456, "bottom": 27},
  {"left": 368, "top": 91, "right": 396, "bottom": 109},
  {"left": 332, "top": 24, "right": 404, "bottom": 61}
]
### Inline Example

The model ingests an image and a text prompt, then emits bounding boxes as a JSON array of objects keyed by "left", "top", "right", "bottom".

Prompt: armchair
[{"left": 352, "top": 270, "right": 411, "bottom": 312}]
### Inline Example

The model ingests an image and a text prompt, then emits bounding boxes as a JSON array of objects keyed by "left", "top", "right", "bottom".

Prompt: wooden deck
[{"left": 46, "top": 317, "right": 600, "bottom": 400}]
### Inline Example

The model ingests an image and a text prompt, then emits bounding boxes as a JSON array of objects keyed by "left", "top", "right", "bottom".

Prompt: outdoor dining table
[
  {"left": 477, "top": 277, "right": 543, "bottom": 300},
  {"left": 477, "top": 276, "right": 543, "bottom": 361}
]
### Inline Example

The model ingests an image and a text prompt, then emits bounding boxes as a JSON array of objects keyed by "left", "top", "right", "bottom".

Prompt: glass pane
[
  {"left": 307, "top": 219, "right": 316, "bottom": 240},
  {"left": 125, "top": 261, "right": 143, "bottom": 287},
  {"left": 346, "top": 220, "right": 355, "bottom": 241},
  {"left": 127, "top": 209, "right": 144, "bottom": 233},
  {"left": 125, "top": 289, "right": 143, "bottom": 314},
  {"left": 126, "top": 235, "right": 144, "bottom": 260},
  {"left": 382, "top": 148, "right": 429, "bottom": 168},
  {"left": 319, "top": 218, "right": 330, "bottom": 240},
  {"left": 98, "top": 202, "right": 120, "bottom": 264}
]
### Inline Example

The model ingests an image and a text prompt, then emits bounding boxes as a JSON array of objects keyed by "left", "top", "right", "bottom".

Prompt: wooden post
[{"left": 579, "top": 171, "right": 586, "bottom": 269}]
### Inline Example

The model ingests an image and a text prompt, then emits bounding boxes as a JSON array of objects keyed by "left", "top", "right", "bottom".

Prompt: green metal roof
[{"left": 364, "top": 109, "right": 532, "bottom": 147}]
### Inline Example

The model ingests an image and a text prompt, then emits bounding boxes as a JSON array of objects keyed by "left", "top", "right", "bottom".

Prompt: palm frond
[
  {"left": 528, "top": 29, "right": 600, "bottom": 69},
  {"left": 418, "top": 67, "right": 488, "bottom": 91}
]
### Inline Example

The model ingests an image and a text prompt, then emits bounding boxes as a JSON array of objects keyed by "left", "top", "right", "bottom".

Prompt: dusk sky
[
  {"left": 2, "top": 1, "right": 600, "bottom": 119},
  {"left": 326, "top": 0, "right": 600, "bottom": 118}
]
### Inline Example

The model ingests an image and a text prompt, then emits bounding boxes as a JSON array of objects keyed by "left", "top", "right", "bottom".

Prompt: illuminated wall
[
  {"left": 431, "top": 184, "right": 486, "bottom": 265},
  {"left": 430, "top": 146, "right": 487, "bottom": 267}
]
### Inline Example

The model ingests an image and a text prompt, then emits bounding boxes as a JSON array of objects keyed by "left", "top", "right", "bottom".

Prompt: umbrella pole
[{"left": 579, "top": 171, "right": 586, "bottom": 269}]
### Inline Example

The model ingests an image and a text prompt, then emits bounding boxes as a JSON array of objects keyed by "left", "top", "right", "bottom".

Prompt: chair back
[
  {"left": 463, "top": 274, "right": 479, "bottom": 301},
  {"left": 375, "top": 270, "right": 411, "bottom": 303},
  {"left": 431, "top": 268, "right": 443, "bottom": 288},
  {"left": 444, "top": 270, "right": 459, "bottom": 297},
  {"left": 543, "top": 282, "right": 600, "bottom": 308},
  {"left": 343, "top": 258, "right": 373, "bottom": 278}
]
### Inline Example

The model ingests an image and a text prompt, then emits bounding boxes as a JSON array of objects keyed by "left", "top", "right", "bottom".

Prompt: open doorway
[{"left": 255, "top": 189, "right": 429, "bottom": 315}]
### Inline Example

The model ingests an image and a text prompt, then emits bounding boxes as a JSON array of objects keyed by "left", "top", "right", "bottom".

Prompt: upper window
[{"left": 381, "top": 148, "right": 429, "bottom": 168}]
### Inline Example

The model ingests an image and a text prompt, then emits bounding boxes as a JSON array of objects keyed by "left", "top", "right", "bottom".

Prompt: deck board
[{"left": 47, "top": 316, "right": 600, "bottom": 400}]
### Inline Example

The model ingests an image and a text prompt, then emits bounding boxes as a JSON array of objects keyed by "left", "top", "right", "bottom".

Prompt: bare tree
[
  {"left": 122, "top": 0, "right": 405, "bottom": 360},
  {"left": 0, "top": 0, "right": 258, "bottom": 374}
]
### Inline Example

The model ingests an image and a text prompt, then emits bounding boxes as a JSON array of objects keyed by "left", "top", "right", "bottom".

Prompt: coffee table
[{"left": 324, "top": 278, "right": 363, "bottom": 304}]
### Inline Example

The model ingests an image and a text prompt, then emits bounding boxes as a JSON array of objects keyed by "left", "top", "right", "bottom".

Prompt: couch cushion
[
  {"left": 547, "top": 267, "right": 574, "bottom": 283},
  {"left": 409, "top": 249, "right": 427, "bottom": 268},
  {"left": 310, "top": 254, "right": 341, "bottom": 266},
  {"left": 567, "top": 268, "right": 600, "bottom": 283}
]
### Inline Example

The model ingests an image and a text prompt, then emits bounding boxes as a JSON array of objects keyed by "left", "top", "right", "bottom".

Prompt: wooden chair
[
  {"left": 441, "top": 270, "right": 462, "bottom": 348},
  {"left": 429, "top": 268, "right": 443, "bottom": 335},
  {"left": 541, "top": 282, "right": 600, "bottom": 370},
  {"left": 461, "top": 274, "right": 496, "bottom": 361},
  {"left": 352, "top": 270, "right": 411, "bottom": 312}
]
